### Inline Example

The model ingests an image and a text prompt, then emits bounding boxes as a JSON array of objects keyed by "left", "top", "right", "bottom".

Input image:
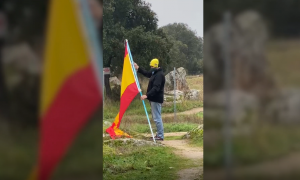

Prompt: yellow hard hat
[{"left": 150, "top": 58, "right": 159, "bottom": 67}]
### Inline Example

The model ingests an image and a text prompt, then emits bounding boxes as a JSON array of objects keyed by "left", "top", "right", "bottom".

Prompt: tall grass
[
  {"left": 186, "top": 75, "right": 203, "bottom": 90},
  {"left": 267, "top": 39, "right": 300, "bottom": 87},
  {"left": 185, "top": 126, "right": 203, "bottom": 147},
  {"left": 104, "top": 98, "right": 202, "bottom": 120},
  {"left": 103, "top": 111, "right": 203, "bottom": 135},
  {"left": 120, "top": 123, "right": 199, "bottom": 134},
  {"left": 186, "top": 75, "right": 203, "bottom": 102},
  {"left": 117, "top": 112, "right": 203, "bottom": 125}
]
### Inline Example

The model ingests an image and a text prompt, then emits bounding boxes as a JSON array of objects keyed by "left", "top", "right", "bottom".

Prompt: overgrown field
[{"left": 186, "top": 75, "right": 203, "bottom": 91}]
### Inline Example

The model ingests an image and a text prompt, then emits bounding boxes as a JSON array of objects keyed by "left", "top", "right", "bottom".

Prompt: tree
[
  {"left": 1, "top": 0, "right": 48, "bottom": 44},
  {"left": 103, "top": 0, "right": 172, "bottom": 97},
  {"left": 161, "top": 23, "right": 203, "bottom": 74},
  {"left": 204, "top": 0, "right": 300, "bottom": 38},
  {"left": 0, "top": 3, "right": 9, "bottom": 120}
]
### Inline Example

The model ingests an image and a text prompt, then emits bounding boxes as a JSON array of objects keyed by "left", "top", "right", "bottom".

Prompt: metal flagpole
[
  {"left": 174, "top": 67, "right": 176, "bottom": 122},
  {"left": 79, "top": 0, "right": 104, "bottom": 98},
  {"left": 125, "top": 39, "right": 156, "bottom": 143},
  {"left": 223, "top": 11, "right": 232, "bottom": 180}
]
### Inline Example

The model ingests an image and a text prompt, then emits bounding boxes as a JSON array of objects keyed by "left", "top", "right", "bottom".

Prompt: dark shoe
[
  {"left": 154, "top": 137, "right": 164, "bottom": 141},
  {"left": 149, "top": 135, "right": 163, "bottom": 140},
  {"left": 149, "top": 135, "right": 157, "bottom": 140}
]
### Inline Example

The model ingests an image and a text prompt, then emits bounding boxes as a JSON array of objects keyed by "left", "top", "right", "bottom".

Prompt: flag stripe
[
  {"left": 120, "top": 50, "right": 136, "bottom": 96},
  {"left": 117, "top": 83, "right": 139, "bottom": 127},
  {"left": 41, "top": 0, "right": 90, "bottom": 116},
  {"left": 38, "top": 64, "right": 101, "bottom": 179},
  {"left": 110, "top": 82, "right": 139, "bottom": 129},
  {"left": 111, "top": 113, "right": 119, "bottom": 129}
]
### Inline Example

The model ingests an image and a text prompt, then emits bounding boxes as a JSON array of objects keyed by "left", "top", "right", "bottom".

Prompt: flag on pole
[
  {"left": 125, "top": 40, "right": 156, "bottom": 143},
  {"left": 28, "top": 0, "right": 102, "bottom": 179},
  {"left": 105, "top": 42, "right": 140, "bottom": 139}
]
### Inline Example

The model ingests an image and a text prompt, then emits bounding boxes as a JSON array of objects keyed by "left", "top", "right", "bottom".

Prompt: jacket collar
[{"left": 152, "top": 67, "right": 163, "bottom": 75}]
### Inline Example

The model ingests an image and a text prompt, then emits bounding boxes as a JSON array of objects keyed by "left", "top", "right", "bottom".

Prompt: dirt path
[
  {"left": 120, "top": 107, "right": 203, "bottom": 120},
  {"left": 162, "top": 107, "right": 203, "bottom": 118},
  {"left": 160, "top": 133, "right": 203, "bottom": 180},
  {"left": 142, "top": 132, "right": 187, "bottom": 137}
]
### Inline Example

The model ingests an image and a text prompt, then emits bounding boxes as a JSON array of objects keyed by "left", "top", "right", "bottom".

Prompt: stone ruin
[
  {"left": 164, "top": 67, "right": 190, "bottom": 92},
  {"left": 109, "top": 67, "right": 201, "bottom": 103},
  {"left": 204, "top": 10, "right": 300, "bottom": 125},
  {"left": 204, "top": 11, "right": 276, "bottom": 100},
  {"left": 2, "top": 43, "right": 41, "bottom": 125},
  {"left": 164, "top": 67, "right": 201, "bottom": 103}
]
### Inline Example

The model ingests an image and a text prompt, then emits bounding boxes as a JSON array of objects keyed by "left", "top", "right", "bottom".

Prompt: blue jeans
[{"left": 150, "top": 101, "right": 164, "bottom": 139}]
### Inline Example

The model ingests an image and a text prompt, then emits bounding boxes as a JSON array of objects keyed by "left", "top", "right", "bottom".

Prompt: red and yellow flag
[
  {"left": 29, "top": 0, "right": 102, "bottom": 179},
  {"left": 106, "top": 43, "right": 140, "bottom": 139}
]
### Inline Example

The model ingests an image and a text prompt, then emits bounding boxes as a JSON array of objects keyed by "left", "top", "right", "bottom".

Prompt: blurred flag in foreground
[
  {"left": 105, "top": 42, "right": 140, "bottom": 139},
  {"left": 28, "top": 0, "right": 102, "bottom": 179}
]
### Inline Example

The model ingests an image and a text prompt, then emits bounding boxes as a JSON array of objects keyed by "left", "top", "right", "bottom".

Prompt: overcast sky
[{"left": 145, "top": 0, "right": 203, "bottom": 37}]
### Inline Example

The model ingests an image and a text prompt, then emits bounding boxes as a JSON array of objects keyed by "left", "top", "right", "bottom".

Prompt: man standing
[{"left": 134, "top": 58, "right": 165, "bottom": 141}]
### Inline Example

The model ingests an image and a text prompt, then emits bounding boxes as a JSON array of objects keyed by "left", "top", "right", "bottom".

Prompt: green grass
[
  {"left": 164, "top": 136, "right": 183, "bottom": 140},
  {"left": 120, "top": 123, "right": 199, "bottom": 134},
  {"left": 183, "top": 126, "right": 203, "bottom": 147},
  {"left": 190, "top": 138, "right": 203, "bottom": 147},
  {"left": 109, "top": 113, "right": 203, "bottom": 126},
  {"left": 0, "top": 128, "right": 37, "bottom": 180},
  {"left": 205, "top": 124, "right": 300, "bottom": 168},
  {"left": 103, "top": 143, "right": 190, "bottom": 180},
  {"left": 103, "top": 111, "right": 202, "bottom": 135},
  {"left": 196, "top": 112, "right": 203, "bottom": 119}
]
